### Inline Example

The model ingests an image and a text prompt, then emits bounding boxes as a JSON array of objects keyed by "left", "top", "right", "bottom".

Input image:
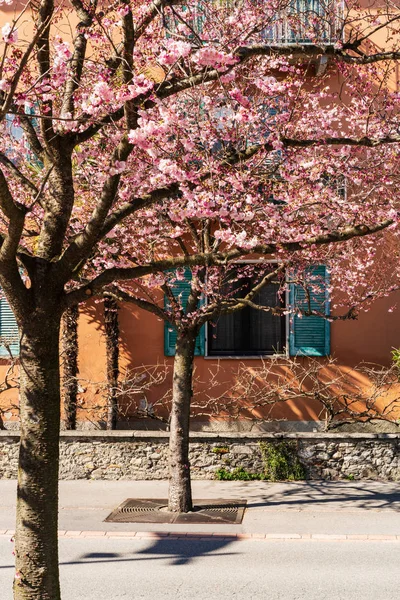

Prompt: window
[
  {"left": 164, "top": 265, "right": 330, "bottom": 358},
  {"left": 207, "top": 275, "right": 286, "bottom": 356},
  {"left": 0, "top": 294, "right": 19, "bottom": 358}
]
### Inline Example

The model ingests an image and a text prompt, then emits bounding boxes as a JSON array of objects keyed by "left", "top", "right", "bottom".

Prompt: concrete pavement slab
[{"left": 0, "top": 479, "right": 399, "bottom": 536}]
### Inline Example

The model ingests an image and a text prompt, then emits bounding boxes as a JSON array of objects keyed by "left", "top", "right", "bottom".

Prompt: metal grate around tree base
[{"left": 104, "top": 499, "right": 247, "bottom": 524}]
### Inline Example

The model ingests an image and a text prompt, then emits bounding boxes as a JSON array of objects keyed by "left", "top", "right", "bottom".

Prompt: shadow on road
[
  {"left": 135, "top": 537, "right": 239, "bottom": 565},
  {"left": 0, "top": 535, "right": 240, "bottom": 570},
  {"left": 77, "top": 537, "right": 239, "bottom": 566}
]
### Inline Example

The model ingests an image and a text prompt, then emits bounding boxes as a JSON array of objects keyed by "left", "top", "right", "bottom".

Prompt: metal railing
[
  {"left": 261, "top": 0, "right": 344, "bottom": 45},
  {"left": 164, "top": 1, "right": 344, "bottom": 45}
]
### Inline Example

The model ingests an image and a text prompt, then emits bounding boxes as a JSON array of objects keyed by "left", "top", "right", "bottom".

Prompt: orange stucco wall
[
  {"left": 1, "top": 289, "right": 399, "bottom": 428},
  {"left": 62, "top": 288, "right": 400, "bottom": 426}
]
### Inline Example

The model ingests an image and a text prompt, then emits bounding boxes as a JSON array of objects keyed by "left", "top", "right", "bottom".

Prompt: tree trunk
[
  {"left": 168, "top": 328, "right": 196, "bottom": 513},
  {"left": 61, "top": 305, "right": 79, "bottom": 430},
  {"left": 14, "top": 314, "right": 62, "bottom": 600},
  {"left": 104, "top": 296, "right": 119, "bottom": 430}
]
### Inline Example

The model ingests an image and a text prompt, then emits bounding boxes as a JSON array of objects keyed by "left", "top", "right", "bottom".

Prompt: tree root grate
[{"left": 104, "top": 499, "right": 247, "bottom": 524}]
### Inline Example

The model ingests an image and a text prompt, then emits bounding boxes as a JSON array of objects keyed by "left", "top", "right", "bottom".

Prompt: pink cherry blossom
[
  {"left": 2, "top": 23, "right": 17, "bottom": 44},
  {"left": 158, "top": 40, "right": 192, "bottom": 66}
]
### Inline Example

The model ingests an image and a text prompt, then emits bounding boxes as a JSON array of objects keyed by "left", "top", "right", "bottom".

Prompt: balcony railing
[
  {"left": 164, "top": 1, "right": 344, "bottom": 46},
  {"left": 261, "top": 0, "right": 344, "bottom": 45}
]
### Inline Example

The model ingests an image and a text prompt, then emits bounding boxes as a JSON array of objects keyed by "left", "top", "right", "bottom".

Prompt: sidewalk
[{"left": 0, "top": 480, "right": 399, "bottom": 540}]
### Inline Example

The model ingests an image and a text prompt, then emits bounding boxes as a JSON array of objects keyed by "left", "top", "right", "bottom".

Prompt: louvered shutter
[
  {"left": 289, "top": 265, "right": 330, "bottom": 357},
  {"left": 164, "top": 269, "right": 205, "bottom": 356},
  {"left": 0, "top": 296, "right": 19, "bottom": 357}
]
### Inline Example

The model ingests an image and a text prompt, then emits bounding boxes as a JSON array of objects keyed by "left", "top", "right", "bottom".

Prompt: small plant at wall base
[
  {"left": 215, "top": 441, "right": 306, "bottom": 481},
  {"left": 259, "top": 441, "right": 306, "bottom": 481},
  {"left": 391, "top": 348, "right": 400, "bottom": 377},
  {"left": 212, "top": 446, "right": 230, "bottom": 454},
  {"left": 215, "top": 467, "right": 268, "bottom": 481}
]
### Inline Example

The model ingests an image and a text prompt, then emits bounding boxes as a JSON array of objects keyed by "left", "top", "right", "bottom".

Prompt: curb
[{"left": 1, "top": 530, "right": 399, "bottom": 541}]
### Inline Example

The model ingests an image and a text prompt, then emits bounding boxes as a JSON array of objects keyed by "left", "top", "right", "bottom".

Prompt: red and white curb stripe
[{"left": 1, "top": 530, "right": 399, "bottom": 541}]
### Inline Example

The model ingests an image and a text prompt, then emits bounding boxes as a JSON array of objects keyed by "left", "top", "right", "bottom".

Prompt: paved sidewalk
[{"left": 0, "top": 480, "right": 399, "bottom": 540}]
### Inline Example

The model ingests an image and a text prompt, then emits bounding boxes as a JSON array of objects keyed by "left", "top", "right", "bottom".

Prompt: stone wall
[{"left": 0, "top": 431, "right": 398, "bottom": 481}]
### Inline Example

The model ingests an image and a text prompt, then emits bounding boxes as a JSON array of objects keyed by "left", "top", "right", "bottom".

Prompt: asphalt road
[{"left": 1, "top": 537, "right": 399, "bottom": 600}]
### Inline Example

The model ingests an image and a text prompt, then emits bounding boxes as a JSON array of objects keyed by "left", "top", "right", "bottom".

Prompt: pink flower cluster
[
  {"left": 158, "top": 40, "right": 192, "bottom": 66},
  {"left": 2, "top": 23, "right": 18, "bottom": 44},
  {"left": 193, "top": 47, "right": 238, "bottom": 70}
]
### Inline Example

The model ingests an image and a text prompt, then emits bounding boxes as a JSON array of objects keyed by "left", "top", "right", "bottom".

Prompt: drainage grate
[{"left": 105, "top": 499, "right": 247, "bottom": 524}]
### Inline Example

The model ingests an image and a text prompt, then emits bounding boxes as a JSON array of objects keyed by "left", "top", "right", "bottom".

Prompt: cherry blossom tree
[
  {"left": 1, "top": 1, "right": 400, "bottom": 598},
  {"left": 104, "top": 188, "right": 400, "bottom": 513}
]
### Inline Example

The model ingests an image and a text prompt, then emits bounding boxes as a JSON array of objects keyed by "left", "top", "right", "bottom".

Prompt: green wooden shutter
[
  {"left": 164, "top": 269, "right": 205, "bottom": 357},
  {"left": 289, "top": 265, "right": 330, "bottom": 357},
  {"left": 0, "top": 296, "right": 19, "bottom": 357}
]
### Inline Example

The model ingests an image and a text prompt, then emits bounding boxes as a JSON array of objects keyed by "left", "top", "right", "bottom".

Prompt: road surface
[{"left": 1, "top": 537, "right": 399, "bottom": 600}]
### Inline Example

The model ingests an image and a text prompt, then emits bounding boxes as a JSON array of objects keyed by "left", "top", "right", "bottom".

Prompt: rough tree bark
[
  {"left": 104, "top": 295, "right": 120, "bottom": 430},
  {"left": 14, "top": 309, "right": 62, "bottom": 600},
  {"left": 61, "top": 305, "right": 79, "bottom": 430},
  {"left": 168, "top": 327, "right": 197, "bottom": 513}
]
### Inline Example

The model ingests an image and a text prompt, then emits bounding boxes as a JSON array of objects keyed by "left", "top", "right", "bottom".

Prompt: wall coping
[{"left": 0, "top": 430, "right": 399, "bottom": 442}]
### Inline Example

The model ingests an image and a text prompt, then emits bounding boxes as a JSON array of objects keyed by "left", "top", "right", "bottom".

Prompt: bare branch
[
  {"left": 64, "top": 215, "right": 393, "bottom": 307},
  {"left": 18, "top": 113, "right": 45, "bottom": 160},
  {"left": 0, "top": 168, "right": 27, "bottom": 262},
  {"left": 0, "top": 152, "right": 38, "bottom": 196},
  {"left": 35, "top": 0, "right": 56, "bottom": 147},
  {"left": 105, "top": 286, "right": 168, "bottom": 322},
  {"left": 0, "top": 14, "right": 52, "bottom": 122},
  {"left": 61, "top": 0, "right": 97, "bottom": 119}
]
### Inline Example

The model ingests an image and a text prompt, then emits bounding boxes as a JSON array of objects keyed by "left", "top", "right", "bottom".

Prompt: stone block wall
[{"left": 0, "top": 431, "right": 398, "bottom": 481}]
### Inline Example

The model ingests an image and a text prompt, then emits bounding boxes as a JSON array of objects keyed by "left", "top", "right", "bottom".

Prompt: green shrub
[
  {"left": 212, "top": 446, "right": 229, "bottom": 454},
  {"left": 214, "top": 467, "right": 268, "bottom": 481},
  {"left": 214, "top": 442, "right": 306, "bottom": 481},
  {"left": 392, "top": 348, "right": 400, "bottom": 374},
  {"left": 259, "top": 441, "right": 306, "bottom": 481}
]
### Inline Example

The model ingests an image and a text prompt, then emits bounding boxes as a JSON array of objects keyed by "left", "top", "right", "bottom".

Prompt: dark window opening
[{"left": 207, "top": 276, "right": 286, "bottom": 356}]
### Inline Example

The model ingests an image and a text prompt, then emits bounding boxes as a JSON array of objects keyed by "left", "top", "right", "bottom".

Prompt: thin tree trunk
[
  {"left": 168, "top": 328, "right": 196, "bottom": 513},
  {"left": 14, "top": 314, "right": 62, "bottom": 600},
  {"left": 61, "top": 304, "right": 79, "bottom": 430},
  {"left": 104, "top": 296, "right": 119, "bottom": 430}
]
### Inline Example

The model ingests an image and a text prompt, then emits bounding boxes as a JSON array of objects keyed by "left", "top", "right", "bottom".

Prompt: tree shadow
[
  {"left": 0, "top": 536, "right": 239, "bottom": 570},
  {"left": 134, "top": 537, "right": 239, "bottom": 565},
  {"left": 70, "top": 536, "right": 239, "bottom": 568},
  {"left": 232, "top": 480, "right": 400, "bottom": 511}
]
